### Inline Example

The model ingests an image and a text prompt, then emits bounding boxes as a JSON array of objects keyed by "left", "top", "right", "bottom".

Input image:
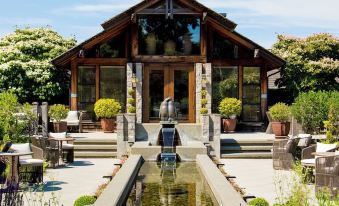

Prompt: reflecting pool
[{"left": 126, "top": 162, "right": 217, "bottom": 206}]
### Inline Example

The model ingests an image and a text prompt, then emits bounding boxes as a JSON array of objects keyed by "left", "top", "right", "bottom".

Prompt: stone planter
[
  {"left": 53, "top": 121, "right": 67, "bottom": 133},
  {"left": 272, "top": 122, "right": 290, "bottom": 137},
  {"left": 101, "top": 118, "right": 114, "bottom": 133},
  {"left": 222, "top": 118, "right": 237, "bottom": 133}
]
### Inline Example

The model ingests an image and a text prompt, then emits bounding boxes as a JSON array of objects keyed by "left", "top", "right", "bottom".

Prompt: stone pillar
[
  {"left": 116, "top": 114, "right": 127, "bottom": 158},
  {"left": 41, "top": 102, "right": 49, "bottom": 138},
  {"left": 135, "top": 63, "right": 143, "bottom": 123},
  {"left": 195, "top": 63, "right": 202, "bottom": 123},
  {"left": 125, "top": 113, "right": 136, "bottom": 143},
  {"left": 201, "top": 114, "right": 210, "bottom": 144},
  {"left": 31, "top": 102, "right": 39, "bottom": 135},
  {"left": 126, "top": 63, "right": 133, "bottom": 109},
  {"left": 204, "top": 63, "right": 212, "bottom": 114},
  {"left": 211, "top": 114, "right": 221, "bottom": 159}
]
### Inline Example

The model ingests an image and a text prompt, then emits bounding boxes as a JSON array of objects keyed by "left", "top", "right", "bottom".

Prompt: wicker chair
[
  {"left": 301, "top": 143, "right": 338, "bottom": 166},
  {"left": 49, "top": 132, "right": 74, "bottom": 164},
  {"left": 315, "top": 154, "right": 339, "bottom": 197},
  {"left": 37, "top": 137, "right": 59, "bottom": 168},
  {"left": 10, "top": 143, "right": 44, "bottom": 183},
  {"left": 273, "top": 138, "right": 299, "bottom": 170}
]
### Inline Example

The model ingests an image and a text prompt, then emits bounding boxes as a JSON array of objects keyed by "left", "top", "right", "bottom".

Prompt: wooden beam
[
  {"left": 75, "top": 58, "right": 127, "bottom": 65},
  {"left": 211, "top": 58, "right": 263, "bottom": 66},
  {"left": 238, "top": 65, "right": 243, "bottom": 104},
  {"left": 261, "top": 65, "right": 268, "bottom": 120},
  {"left": 201, "top": 24, "right": 207, "bottom": 57},
  {"left": 131, "top": 23, "right": 138, "bottom": 58},
  {"left": 96, "top": 65, "right": 100, "bottom": 101},
  {"left": 137, "top": 8, "right": 200, "bottom": 15},
  {"left": 134, "top": 55, "right": 207, "bottom": 63},
  {"left": 70, "top": 59, "right": 77, "bottom": 111}
]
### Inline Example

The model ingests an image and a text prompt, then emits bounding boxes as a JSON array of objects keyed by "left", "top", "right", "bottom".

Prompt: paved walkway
[
  {"left": 24, "top": 158, "right": 119, "bottom": 206},
  {"left": 220, "top": 159, "right": 315, "bottom": 205}
]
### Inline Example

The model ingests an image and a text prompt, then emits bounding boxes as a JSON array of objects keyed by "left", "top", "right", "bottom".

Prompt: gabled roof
[{"left": 52, "top": 0, "right": 285, "bottom": 69}]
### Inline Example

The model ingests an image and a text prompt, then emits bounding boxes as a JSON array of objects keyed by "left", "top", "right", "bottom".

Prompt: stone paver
[
  {"left": 27, "top": 158, "right": 119, "bottom": 206},
  {"left": 220, "top": 159, "right": 315, "bottom": 205}
]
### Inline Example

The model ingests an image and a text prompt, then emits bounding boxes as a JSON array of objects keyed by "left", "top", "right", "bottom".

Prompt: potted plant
[
  {"left": 269, "top": 102, "right": 291, "bottom": 137},
  {"left": 218, "top": 98, "right": 242, "bottom": 133},
  {"left": 94, "top": 99, "right": 121, "bottom": 133},
  {"left": 49, "top": 104, "right": 69, "bottom": 132}
]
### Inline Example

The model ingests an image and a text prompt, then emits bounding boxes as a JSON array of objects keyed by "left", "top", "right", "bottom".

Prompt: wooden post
[
  {"left": 261, "top": 65, "right": 268, "bottom": 121},
  {"left": 70, "top": 59, "right": 77, "bottom": 111}
]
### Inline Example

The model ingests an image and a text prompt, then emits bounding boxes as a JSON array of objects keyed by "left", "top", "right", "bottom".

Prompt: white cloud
[{"left": 0, "top": 17, "right": 51, "bottom": 25}]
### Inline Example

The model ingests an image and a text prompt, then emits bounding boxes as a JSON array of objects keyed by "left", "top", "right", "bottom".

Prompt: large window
[
  {"left": 77, "top": 66, "right": 96, "bottom": 118},
  {"left": 138, "top": 15, "right": 200, "bottom": 55},
  {"left": 100, "top": 66, "right": 126, "bottom": 110},
  {"left": 242, "top": 67, "right": 261, "bottom": 122},
  {"left": 212, "top": 67, "right": 238, "bottom": 112}
]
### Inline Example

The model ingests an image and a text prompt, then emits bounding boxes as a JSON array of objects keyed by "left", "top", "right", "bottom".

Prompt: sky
[{"left": 0, "top": 0, "right": 338, "bottom": 48}]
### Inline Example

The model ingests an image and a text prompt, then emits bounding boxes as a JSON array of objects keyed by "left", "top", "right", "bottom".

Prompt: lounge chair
[
  {"left": 63, "top": 111, "right": 83, "bottom": 133},
  {"left": 273, "top": 137, "right": 299, "bottom": 170},
  {"left": 301, "top": 142, "right": 338, "bottom": 167},
  {"left": 10, "top": 143, "right": 43, "bottom": 183},
  {"left": 315, "top": 151, "right": 339, "bottom": 197}
]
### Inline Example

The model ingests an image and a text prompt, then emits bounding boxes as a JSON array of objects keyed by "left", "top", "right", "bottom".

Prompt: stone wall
[
  {"left": 135, "top": 63, "right": 143, "bottom": 123},
  {"left": 195, "top": 63, "right": 202, "bottom": 123}
]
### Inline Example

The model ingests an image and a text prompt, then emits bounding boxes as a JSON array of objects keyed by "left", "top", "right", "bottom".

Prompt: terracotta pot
[
  {"left": 272, "top": 122, "right": 290, "bottom": 137},
  {"left": 53, "top": 121, "right": 67, "bottom": 133},
  {"left": 223, "top": 118, "right": 237, "bottom": 133},
  {"left": 101, "top": 118, "right": 114, "bottom": 133}
]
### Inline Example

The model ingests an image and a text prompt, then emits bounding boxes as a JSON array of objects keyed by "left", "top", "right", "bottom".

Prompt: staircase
[
  {"left": 221, "top": 136, "right": 273, "bottom": 159},
  {"left": 73, "top": 136, "right": 117, "bottom": 158}
]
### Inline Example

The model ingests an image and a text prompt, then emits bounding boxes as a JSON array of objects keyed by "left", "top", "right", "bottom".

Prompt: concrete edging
[
  {"left": 94, "top": 155, "right": 143, "bottom": 206},
  {"left": 196, "top": 155, "right": 247, "bottom": 206}
]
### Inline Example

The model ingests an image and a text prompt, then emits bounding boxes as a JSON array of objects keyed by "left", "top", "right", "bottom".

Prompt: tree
[
  {"left": 271, "top": 33, "right": 339, "bottom": 102},
  {"left": 0, "top": 27, "right": 76, "bottom": 103}
]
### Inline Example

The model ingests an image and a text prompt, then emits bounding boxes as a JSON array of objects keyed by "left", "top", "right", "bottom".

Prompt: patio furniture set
[{"left": 273, "top": 134, "right": 338, "bottom": 197}]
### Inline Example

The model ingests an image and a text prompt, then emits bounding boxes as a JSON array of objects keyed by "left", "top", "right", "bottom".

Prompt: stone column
[
  {"left": 200, "top": 114, "right": 210, "bottom": 144},
  {"left": 116, "top": 114, "right": 127, "bottom": 158},
  {"left": 211, "top": 114, "right": 221, "bottom": 159},
  {"left": 204, "top": 63, "right": 212, "bottom": 114},
  {"left": 41, "top": 102, "right": 49, "bottom": 138},
  {"left": 135, "top": 63, "right": 143, "bottom": 123},
  {"left": 125, "top": 113, "right": 136, "bottom": 143},
  {"left": 126, "top": 63, "right": 133, "bottom": 109},
  {"left": 31, "top": 102, "right": 39, "bottom": 135},
  {"left": 195, "top": 63, "right": 202, "bottom": 123}
]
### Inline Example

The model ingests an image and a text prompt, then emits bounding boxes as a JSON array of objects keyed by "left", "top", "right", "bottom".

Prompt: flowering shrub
[
  {"left": 0, "top": 27, "right": 76, "bottom": 103},
  {"left": 218, "top": 98, "right": 242, "bottom": 118},
  {"left": 48, "top": 104, "right": 69, "bottom": 122},
  {"left": 94, "top": 99, "right": 121, "bottom": 119}
]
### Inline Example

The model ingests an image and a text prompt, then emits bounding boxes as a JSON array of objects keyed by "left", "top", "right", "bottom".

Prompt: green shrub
[
  {"left": 49, "top": 104, "right": 69, "bottom": 122},
  {"left": 218, "top": 98, "right": 242, "bottom": 118},
  {"left": 201, "top": 89, "right": 207, "bottom": 98},
  {"left": 128, "top": 88, "right": 135, "bottom": 96},
  {"left": 292, "top": 91, "right": 338, "bottom": 133},
  {"left": 73, "top": 195, "right": 96, "bottom": 206},
  {"left": 127, "top": 106, "right": 136, "bottom": 114},
  {"left": 127, "top": 98, "right": 135, "bottom": 105},
  {"left": 201, "top": 98, "right": 208, "bottom": 107},
  {"left": 248, "top": 198, "right": 269, "bottom": 206},
  {"left": 94, "top": 99, "right": 121, "bottom": 119},
  {"left": 200, "top": 108, "right": 208, "bottom": 115},
  {"left": 269, "top": 103, "right": 290, "bottom": 122}
]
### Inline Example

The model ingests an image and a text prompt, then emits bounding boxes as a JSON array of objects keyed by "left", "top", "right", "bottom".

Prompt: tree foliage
[
  {"left": 0, "top": 27, "right": 76, "bottom": 103},
  {"left": 271, "top": 33, "right": 339, "bottom": 101}
]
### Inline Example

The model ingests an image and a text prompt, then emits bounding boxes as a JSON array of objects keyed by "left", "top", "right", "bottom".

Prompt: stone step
[
  {"left": 221, "top": 145, "right": 272, "bottom": 151},
  {"left": 221, "top": 152, "right": 272, "bottom": 159},
  {"left": 74, "top": 144, "right": 117, "bottom": 150},
  {"left": 221, "top": 138, "right": 273, "bottom": 144},
  {"left": 74, "top": 139, "right": 117, "bottom": 145},
  {"left": 74, "top": 151, "right": 117, "bottom": 158}
]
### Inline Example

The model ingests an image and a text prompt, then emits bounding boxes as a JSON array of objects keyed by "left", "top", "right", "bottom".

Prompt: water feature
[
  {"left": 159, "top": 122, "right": 177, "bottom": 166},
  {"left": 126, "top": 162, "right": 217, "bottom": 205}
]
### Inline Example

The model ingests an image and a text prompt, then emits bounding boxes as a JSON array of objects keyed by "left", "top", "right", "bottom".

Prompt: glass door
[
  {"left": 242, "top": 67, "right": 261, "bottom": 122},
  {"left": 143, "top": 64, "right": 195, "bottom": 123}
]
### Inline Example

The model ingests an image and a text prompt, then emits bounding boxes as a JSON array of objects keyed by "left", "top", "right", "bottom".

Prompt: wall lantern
[{"left": 131, "top": 73, "right": 138, "bottom": 88}]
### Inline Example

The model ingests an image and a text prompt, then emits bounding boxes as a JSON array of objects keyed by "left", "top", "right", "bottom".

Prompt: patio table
[
  {"left": 48, "top": 137, "right": 74, "bottom": 166},
  {"left": 311, "top": 152, "right": 336, "bottom": 157},
  {"left": 0, "top": 152, "right": 33, "bottom": 185}
]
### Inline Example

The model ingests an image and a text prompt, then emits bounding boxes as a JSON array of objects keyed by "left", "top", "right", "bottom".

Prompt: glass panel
[
  {"left": 149, "top": 70, "right": 164, "bottom": 120},
  {"left": 212, "top": 32, "right": 237, "bottom": 59},
  {"left": 85, "top": 33, "right": 126, "bottom": 58},
  {"left": 212, "top": 67, "right": 238, "bottom": 113},
  {"left": 243, "top": 67, "right": 261, "bottom": 122},
  {"left": 100, "top": 66, "right": 126, "bottom": 111},
  {"left": 77, "top": 66, "right": 96, "bottom": 119},
  {"left": 138, "top": 15, "right": 200, "bottom": 55},
  {"left": 174, "top": 70, "right": 189, "bottom": 121}
]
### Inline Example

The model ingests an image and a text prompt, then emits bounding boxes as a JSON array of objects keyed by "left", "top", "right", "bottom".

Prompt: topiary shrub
[
  {"left": 49, "top": 104, "right": 69, "bottom": 122},
  {"left": 218, "top": 98, "right": 242, "bottom": 118},
  {"left": 200, "top": 108, "right": 208, "bottom": 115},
  {"left": 201, "top": 98, "right": 208, "bottom": 107},
  {"left": 248, "top": 197, "right": 269, "bottom": 206},
  {"left": 73, "top": 195, "right": 96, "bottom": 206},
  {"left": 201, "top": 89, "right": 207, "bottom": 98},
  {"left": 269, "top": 103, "right": 290, "bottom": 122},
  {"left": 127, "top": 98, "right": 135, "bottom": 105},
  {"left": 128, "top": 88, "right": 135, "bottom": 96},
  {"left": 127, "top": 106, "right": 136, "bottom": 114},
  {"left": 94, "top": 99, "right": 121, "bottom": 119}
]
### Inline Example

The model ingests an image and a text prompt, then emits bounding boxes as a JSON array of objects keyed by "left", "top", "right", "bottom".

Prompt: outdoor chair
[
  {"left": 301, "top": 142, "right": 338, "bottom": 166},
  {"left": 49, "top": 132, "right": 74, "bottom": 163},
  {"left": 315, "top": 151, "right": 339, "bottom": 197},
  {"left": 273, "top": 137, "right": 299, "bottom": 170},
  {"left": 36, "top": 136, "right": 59, "bottom": 168},
  {"left": 10, "top": 143, "right": 43, "bottom": 183},
  {"left": 295, "top": 134, "right": 313, "bottom": 160},
  {"left": 63, "top": 111, "right": 83, "bottom": 133}
]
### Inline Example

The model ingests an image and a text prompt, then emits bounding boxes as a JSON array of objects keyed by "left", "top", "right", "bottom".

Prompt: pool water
[{"left": 126, "top": 162, "right": 217, "bottom": 206}]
